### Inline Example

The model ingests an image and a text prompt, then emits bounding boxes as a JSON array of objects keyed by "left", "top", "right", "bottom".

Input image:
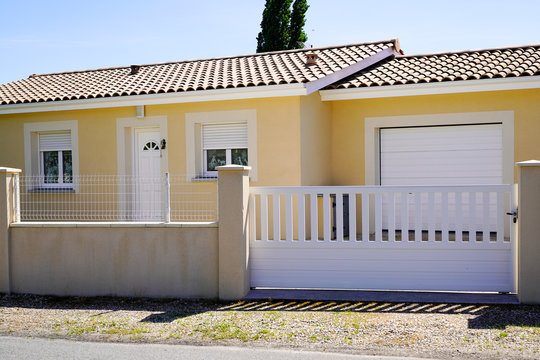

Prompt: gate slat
[
  {"left": 497, "top": 191, "right": 504, "bottom": 243},
  {"left": 414, "top": 193, "right": 422, "bottom": 242},
  {"left": 482, "top": 192, "right": 490, "bottom": 243},
  {"left": 455, "top": 192, "right": 463, "bottom": 242},
  {"left": 469, "top": 192, "right": 476, "bottom": 242},
  {"left": 311, "top": 193, "right": 318, "bottom": 241},
  {"left": 298, "top": 193, "right": 305, "bottom": 242},
  {"left": 428, "top": 192, "right": 435, "bottom": 242},
  {"left": 388, "top": 192, "right": 395, "bottom": 242},
  {"left": 375, "top": 193, "right": 382, "bottom": 242},
  {"left": 261, "top": 194, "right": 268, "bottom": 241},
  {"left": 336, "top": 193, "right": 344, "bottom": 242},
  {"left": 323, "top": 193, "right": 331, "bottom": 242},
  {"left": 401, "top": 192, "right": 409, "bottom": 241},
  {"left": 349, "top": 194, "right": 356, "bottom": 241},
  {"left": 362, "top": 194, "right": 369, "bottom": 241},
  {"left": 441, "top": 192, "right": 449, "bottom": 242},
  {"left": 285, "top": 194, "right": 293, "bottom": 242},
  {"left": 273, "top": 193, "right": 280, "bottom": 241}
]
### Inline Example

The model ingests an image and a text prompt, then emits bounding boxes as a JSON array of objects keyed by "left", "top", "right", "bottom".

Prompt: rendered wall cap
[
  {"left": 216, "top": 165, "right": 252, "bottom": 171},
  {"left": 0, "top": 167, "right": 22, "bottom": 173},
  {"left": 516, "top": 160, "right": 540, "bottom": 167}
]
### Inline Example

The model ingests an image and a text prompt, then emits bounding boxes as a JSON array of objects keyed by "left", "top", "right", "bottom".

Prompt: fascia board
[
  {"left": 0, "top": 83, "right": 307, "bottom": 114},
  {"left": 304, "top": 47, "right": 397, "bottom": 94},
  {"left": 320, "top": 75, "right": 540, "bottom": 101}
]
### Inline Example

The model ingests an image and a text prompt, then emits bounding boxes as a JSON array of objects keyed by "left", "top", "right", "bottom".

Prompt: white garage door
[
  {"left": 380, "top": 124, "right": 503, "bottom": 231},
  {"left": 380, "top": 124, "right": 503, "bottom": 186}
]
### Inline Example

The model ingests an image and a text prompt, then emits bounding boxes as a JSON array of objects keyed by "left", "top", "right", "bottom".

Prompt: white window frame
[
  {"left": 39, "top": 147, "right": 72, "bottom": 187},
  {"left": 24, "top": 120, "right": 79, "bottom": 190},
  {"left": 186, "top": 110, "right": 257, "bottom": 180},
  {"left": 203, "top": 147, "right": 249, "bottom": 177}
]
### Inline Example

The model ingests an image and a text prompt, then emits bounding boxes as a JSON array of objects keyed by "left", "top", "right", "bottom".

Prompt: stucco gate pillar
[
  {"left": 516, "top": 160, "right": 540, "bottom": 305},
  {"left": 217, "top": 165, "right": 251, "bottom": 300},
  {"left": 0, "top": 167, "right": 21, "bottom": 294}
]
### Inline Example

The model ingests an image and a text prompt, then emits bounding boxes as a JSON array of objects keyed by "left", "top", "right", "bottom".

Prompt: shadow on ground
[{"left": 1, "top": 293, "right": 539, "bottom": 329}]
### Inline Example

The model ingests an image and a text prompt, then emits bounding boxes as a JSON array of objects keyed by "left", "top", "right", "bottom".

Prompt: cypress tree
[
  {"left": 256, "top": 0, "right": 293, "bottom": 53},
  {"left": 257, "top": 0, "right": 309, "bottom": 53},
  {"left": 288, "top": 0, "right": 309, "bottom": 50}
]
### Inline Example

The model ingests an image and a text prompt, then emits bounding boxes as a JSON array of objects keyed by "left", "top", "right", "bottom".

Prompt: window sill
[{"left": 27, "top": 187, "right": 75, "bottom": 193}]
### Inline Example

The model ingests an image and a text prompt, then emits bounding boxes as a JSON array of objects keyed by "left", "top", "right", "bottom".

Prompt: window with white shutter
[
  {"left": 202, "top": 123, "right": 248, "bottom": 175},
  {"left": 39, "top": 132, "right": 73, "bottom": 186},
  {"left": 185, "top": 110, "right": 257, "bottom": 180}
]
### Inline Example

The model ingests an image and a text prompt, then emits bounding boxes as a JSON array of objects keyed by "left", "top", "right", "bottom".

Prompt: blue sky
[{"left": 1, "top": 0, "right": 539, "bottom": 85}]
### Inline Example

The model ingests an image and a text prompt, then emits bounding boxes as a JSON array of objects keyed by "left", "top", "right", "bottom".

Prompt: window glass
[
  {"left": 63, "top": 150, "right": 73, "bottom": 183},
  {"left": 231, "top": 148, "right": 248, "bottom": 166},
  {"left": 43, "top": 151, "right": 59, "bottom": 183},
  {"left": 206, "top": 149, "right": 226, "bottom": 171}
]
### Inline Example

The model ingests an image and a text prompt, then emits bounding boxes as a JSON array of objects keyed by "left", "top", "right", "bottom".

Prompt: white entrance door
[{"left": 134, "top": 128, "right": 161, "bottom": 221}]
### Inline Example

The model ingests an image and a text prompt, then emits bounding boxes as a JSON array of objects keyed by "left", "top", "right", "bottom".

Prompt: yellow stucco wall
[
  {"left": 329, "top": 89, "right": 540, "bottom": 185},
  {"left": 0, "top": 96, "right": 302, "bottom": 186},
  {"left": 300, "top": 92, "right": 332, "bottom": 185}
]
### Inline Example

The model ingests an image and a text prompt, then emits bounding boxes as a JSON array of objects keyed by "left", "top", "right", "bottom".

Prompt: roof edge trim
[
  {"left": 0, "top": 83, "right": 307, "bottom": 115},
  {"left": 319, "top": 75, "right": 540, "bottom": 101},
  {"left": 305, "top": 47, "right": 398, "bottom": 94}
]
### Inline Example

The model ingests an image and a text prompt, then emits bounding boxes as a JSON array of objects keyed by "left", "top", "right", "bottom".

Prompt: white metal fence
[{"left": 19, "top": 174, "right": 217, "bottom": 222}]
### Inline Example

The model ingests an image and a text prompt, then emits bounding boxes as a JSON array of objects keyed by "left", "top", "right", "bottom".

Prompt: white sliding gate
[{"left": 249, "top": 185, "right": 516, "bottom": 293}]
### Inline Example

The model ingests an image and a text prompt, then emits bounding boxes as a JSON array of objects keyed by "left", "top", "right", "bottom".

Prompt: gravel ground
[{"left": 0, "top": 294, "right": 538, "bottom": 359}]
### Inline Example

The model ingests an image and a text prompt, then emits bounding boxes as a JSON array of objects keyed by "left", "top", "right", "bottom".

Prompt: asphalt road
[{"left": 0, "top": 336, "right": 434, "bottom": 360}]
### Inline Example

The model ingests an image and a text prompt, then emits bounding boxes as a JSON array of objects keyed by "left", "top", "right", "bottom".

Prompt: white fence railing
[
  {"left": 249, "top": 185, "right": 515, "bottom": 244},
  {"left": 19, "top": 174, "right": 217, "bottom": 222}
]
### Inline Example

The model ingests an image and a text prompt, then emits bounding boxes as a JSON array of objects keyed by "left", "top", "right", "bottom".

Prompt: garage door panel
[
  {"left": 383, "top": 150, "right": 502, "bottom": 163},
  {"left": 381, "top": 124, "right": 503, "bottom": 187},
  {"left": 381, "top": 125, "right": 502, "bottom": 148}
]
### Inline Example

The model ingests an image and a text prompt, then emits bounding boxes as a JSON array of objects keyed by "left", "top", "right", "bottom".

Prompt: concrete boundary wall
[
  {"left": 0, "top": 166, "right": 252, "bottom": 300},
  {"left": 8, "top": 224, "right": 218, "bottom": 298}
]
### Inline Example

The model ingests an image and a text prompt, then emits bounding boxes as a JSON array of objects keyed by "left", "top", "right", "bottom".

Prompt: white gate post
[
  {"left": 217, "top": 165, "right": 251, "bottom": 300},
  {"left": 516, "top": 160, "right": 540, "bottom": 305}
]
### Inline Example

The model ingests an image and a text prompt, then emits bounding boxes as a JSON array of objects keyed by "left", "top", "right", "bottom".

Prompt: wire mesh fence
[{"left": 19, "top": 174, "right": 217, "bottom": 222}]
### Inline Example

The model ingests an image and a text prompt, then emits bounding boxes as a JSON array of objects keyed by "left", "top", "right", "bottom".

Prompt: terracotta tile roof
[
  {"left": 0, "top": 40, "right": 396, "bottom": 105},
  {"left": 326, "top": 44, "right": 540, "bottom": 89}
]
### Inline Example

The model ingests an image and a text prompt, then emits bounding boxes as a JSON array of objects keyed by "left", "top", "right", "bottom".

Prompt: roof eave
[
  {"left": 0, "top": 83, "right": 308, "bottom": 115},
  {"left": 319, "top": 76, "right": 540, "bottom": 101}
]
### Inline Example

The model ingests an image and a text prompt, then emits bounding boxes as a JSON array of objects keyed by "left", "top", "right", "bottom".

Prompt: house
[
  {"left": 0, "top": 39, "right": 539, "bottom": 213},
  {"left": 1, "top": 38, "right": 540, "bottom": 302}
]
